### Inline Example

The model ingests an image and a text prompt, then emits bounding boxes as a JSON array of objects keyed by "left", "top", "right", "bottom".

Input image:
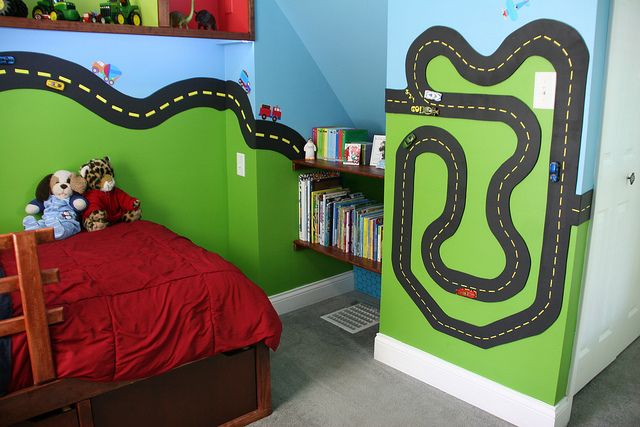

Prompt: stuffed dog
[
  {"left": 80, "top": 156, "right": 141, "bottom": 232},
  {"left": 23, "top": 170, "right": 88, "bottom": 240}
]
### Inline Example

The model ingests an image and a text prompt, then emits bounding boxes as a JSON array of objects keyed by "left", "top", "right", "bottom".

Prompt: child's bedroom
[{"left": 0, "top": 0, "right": 638, "bottom": 426}]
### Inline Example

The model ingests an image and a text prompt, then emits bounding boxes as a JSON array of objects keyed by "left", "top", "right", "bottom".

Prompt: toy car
[
  {"left": 456, "top": 287, "right": 478, "bottom": 299},
  {"left": 0, "top": 55, "right": 15, "bottom": 65},
  {"left": 549, "top": 161, "right": 561, "bottom": 183},
  {"left": 424, "top": 89, "right": 442, "bottom": 102},
  {"left": 238, "top": 69, "right": 251, "bottom": 93},
  {"left": 45, "top": 79, "right": 65, "bottom": 91},
  {"left": 82, "top": 11, "right": 102, "bottom": 23},
  {"left": 259, "top": 104, "right": 281, "bottom": 122},
  {"left": 402, "top": 133, "right": 416, "bottom": 148},
  {"left": 91, "top": 61, "right": 122, "bottom": 85}
]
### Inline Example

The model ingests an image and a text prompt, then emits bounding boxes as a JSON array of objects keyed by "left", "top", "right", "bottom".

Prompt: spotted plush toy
[{"left": 80, "top": 156, "right": 141, "bottom": 232}]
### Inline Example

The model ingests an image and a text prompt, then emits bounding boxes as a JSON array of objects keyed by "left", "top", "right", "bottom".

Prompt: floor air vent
[{"left": 321, "top": 303, "right": 380, "bottom": 333}]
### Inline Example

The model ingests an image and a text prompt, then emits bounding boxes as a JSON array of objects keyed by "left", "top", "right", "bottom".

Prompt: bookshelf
[
  {"left": 292, "top": 159, "right": 384, "bottom": 179},
  {"left": 0, "top": 0, "right": 254, "bottom": 40},
  {"left": 293, "top": 239, "right": 381, "bottom": 273},
  {"left": 293, "top": 158, "right": 384, "bottom": 274}
]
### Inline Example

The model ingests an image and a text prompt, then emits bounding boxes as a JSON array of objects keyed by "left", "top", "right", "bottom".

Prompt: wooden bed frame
[{"left": 0, "top": 228, "right": 272, "bottom": 427}]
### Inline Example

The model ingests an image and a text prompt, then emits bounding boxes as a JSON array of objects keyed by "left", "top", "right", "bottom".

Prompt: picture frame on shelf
[{"left": 370, "top": 135, "right": 385, "bottom": 169}]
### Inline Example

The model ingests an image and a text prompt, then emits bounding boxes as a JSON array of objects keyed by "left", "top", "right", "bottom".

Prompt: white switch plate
[
  {"left": 236, "top": 152, "right": 245, "bottom": 177},
  {"left": 533, "top": 72, "right": 557, "bottom": 110}
]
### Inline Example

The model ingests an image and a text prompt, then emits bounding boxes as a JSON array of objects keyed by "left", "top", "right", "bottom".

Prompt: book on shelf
[
  {"left": 338, "top": 129, "right": 369, "bottom": 161},
  {"left": 343, "top": 142, "right": 373, "bottom": 165},
  {"left": 311, "top": 127, "right": 369, "bottom": 161},
  {"left": 298, "top": 171, "right": 341, "bottom": 242},
  {"left": 370, "top": 135, "right": 386, "bottom": 168},
  {"left": 297, "top": 171, "right": 384, "bottom": 263}
]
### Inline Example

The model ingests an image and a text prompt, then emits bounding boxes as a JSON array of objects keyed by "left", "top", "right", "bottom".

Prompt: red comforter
[{"left": 1, "top": 221, "right": 281, "bottom": 392}]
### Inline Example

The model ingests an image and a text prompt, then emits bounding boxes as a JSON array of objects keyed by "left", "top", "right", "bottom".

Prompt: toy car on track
[{"left": 0, "top": 55, "right": 15, "bottom": 65}]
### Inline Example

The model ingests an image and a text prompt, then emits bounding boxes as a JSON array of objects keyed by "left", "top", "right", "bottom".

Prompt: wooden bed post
[
  {"left": 255, "top": 342, "right": 272, "bottom": 416},
  {"left": 0, "top": 229, "right": 63, "bottom": 386},
  {"left": 13, "top": 232, "right": 56, "bottom": 385}
]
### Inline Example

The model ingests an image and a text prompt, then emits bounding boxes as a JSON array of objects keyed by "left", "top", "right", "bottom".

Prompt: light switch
[
  {"left": 533, "top": 72, "right": 557, "bottom": 110},
  {"left": 236, "top": 152, "right": 245, "bottom": 177}
]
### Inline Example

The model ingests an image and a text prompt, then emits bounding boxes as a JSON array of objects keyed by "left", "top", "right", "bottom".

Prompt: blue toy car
[
  {"left": 0, "top": 55, "right": 16, "bottom": 65},
  {"left": 549, "top": 161, "right": 561, "bottom": 183}
]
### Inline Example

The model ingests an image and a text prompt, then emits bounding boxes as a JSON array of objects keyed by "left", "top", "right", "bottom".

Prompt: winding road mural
[
  {"left": 0, "top": 51, "right": 306, "bottom": 160},
  {"left": 386, "top": 19, "right": 593, "bottom": 348}
]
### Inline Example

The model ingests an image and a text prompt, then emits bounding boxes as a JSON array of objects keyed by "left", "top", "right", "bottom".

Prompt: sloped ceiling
[{"left": 274, "top": 0, "right": 388, "bottom": 134}]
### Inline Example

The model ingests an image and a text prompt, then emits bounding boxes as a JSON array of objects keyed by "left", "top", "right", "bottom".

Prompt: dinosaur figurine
[{"left": 169, "top": 0, "right": 195, "bottom": 29}]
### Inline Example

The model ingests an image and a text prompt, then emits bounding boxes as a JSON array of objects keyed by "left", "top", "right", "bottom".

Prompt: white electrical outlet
[
  {"left": 533, "top": 72, "right": 557, "bottom": 110},
  {"left": 236, "top": 152, "right": 245, "bottom": 177}
]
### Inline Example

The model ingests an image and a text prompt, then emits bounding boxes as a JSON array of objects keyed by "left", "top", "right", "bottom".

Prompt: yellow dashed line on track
[
  {"left": 37, "top": 71, "right": 51, "bottom": 78},
  {"left": 160, "top": 102, "right": 170, "bottom": 110},
  {"left": 145, "top": 110, "right": 156, "bottom": 117},
  {"left": 0, "top": 70, "right": 5, "bottom": 75},
  {"left": 96, "top": 95, "right": 107, "bottom": 104},
  {"left": 59, "top": 76, "right": 71, "bottom": 84},
  {"left": 128, "top": 112, "right": 140, "bottom": 118},
  {"left": 188, "top": 91, "right": 198, "bottom": 97},
  {"left": 203, "top": 90, "right": 213, "bottom": 95},
  {"left": 173, "top": 95, "right": 184, "bottom": 103},
  {"left": 78, "top": 84, "right": 91, "bottom": 93},
  {"left": 112, "top": 105, "right": 123, "bottom": 113},
  {"left": 14, "top": 68, "right": 29, "bottom": 75}
]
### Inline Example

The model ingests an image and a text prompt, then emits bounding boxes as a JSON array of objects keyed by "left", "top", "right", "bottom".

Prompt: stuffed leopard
[{"left": 80, "top": 156, "right": 141, "bottom": 232}]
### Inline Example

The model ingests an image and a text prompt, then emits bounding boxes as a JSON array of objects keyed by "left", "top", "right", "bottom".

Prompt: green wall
[
  {"left": 380, "top": 57, "right": 591, "bottom": 404},
  {"left": 0, "top": 89, "right": 229, "bottom": 255}
]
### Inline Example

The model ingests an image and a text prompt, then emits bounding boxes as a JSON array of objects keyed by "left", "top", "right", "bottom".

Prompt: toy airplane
[{"left": 502, "top": 0, "right": 530, "bottom": 21}]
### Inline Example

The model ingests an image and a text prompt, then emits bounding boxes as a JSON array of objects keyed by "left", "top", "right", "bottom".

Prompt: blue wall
[
  {"left": 254, "top": 1, "right": 353, "bottom": 138},
  {"left": 387, "top": 0, "right": 610, "bottom": 194},
  {"left": 255, "top": 0, "right": 388, "bottom": 136},
  {"left": 274, "top": 0, "right": 388, "bottom": 135},
  {"left": 0, "top": 27, "right": 233, "bottom": 97}
]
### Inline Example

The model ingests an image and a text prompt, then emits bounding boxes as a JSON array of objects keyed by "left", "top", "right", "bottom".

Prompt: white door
[{"left": 569, "top": 0, "right": 640, "bottom": 394}]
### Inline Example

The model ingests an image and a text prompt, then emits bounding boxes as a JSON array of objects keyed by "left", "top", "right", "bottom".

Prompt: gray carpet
[{"left": 253, "top": 292, "right": 640, "bottom": 427}]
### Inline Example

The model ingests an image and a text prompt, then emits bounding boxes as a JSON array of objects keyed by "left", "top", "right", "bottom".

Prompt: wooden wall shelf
[
  {"left": 293, "top": 239, "right": 382, "bottom": 274},
  {"left": 0, "top": 0, "right": 254, "bottom": 40},
  {"left": 292, "top": 159, "right": 385, "bottom": 180}
]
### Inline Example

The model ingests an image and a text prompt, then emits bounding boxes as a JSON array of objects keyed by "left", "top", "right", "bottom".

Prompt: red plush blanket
[{"left": 1, "top": 221, "right": 281, "bottom": 392}]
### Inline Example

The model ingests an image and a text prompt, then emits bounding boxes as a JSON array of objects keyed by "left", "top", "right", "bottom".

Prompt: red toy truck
[{"left": 259, "top": 104, "right": 282, "bottom": 122}]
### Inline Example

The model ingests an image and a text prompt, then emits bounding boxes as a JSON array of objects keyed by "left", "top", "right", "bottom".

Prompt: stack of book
[
  {"left": 312, "top": 127, "right": 369, "bottom": 161},
  {"left": 298, "top": 173, "right": 383, "bottom": 263}
]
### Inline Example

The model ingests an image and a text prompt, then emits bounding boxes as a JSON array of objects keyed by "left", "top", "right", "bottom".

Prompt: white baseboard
[
  {"left": 374, "top": 333, "right": 573, "bottom": 427},
  {"left": 269, "top": 271, "right": 354, "bottom": 315}
]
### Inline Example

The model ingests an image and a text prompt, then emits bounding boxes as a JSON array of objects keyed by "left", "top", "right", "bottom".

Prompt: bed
[{"left": 0, "top": 221, "right": 282, "bottom": 427}]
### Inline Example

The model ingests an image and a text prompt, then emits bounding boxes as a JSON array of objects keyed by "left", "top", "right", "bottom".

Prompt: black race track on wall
[
  {"left": 385, "top": 19, "right": 593, "bottom": 348},
  {"left": 0, "top": 52, "right": 306, "bottom": 160}
]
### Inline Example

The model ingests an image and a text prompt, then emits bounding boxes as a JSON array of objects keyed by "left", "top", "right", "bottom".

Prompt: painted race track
[
  {"left": 386, "top": 19, "right": 593, "bottom": 348},
  {"left": 0, "top": 51, "right": 306, "bottom": 160}
]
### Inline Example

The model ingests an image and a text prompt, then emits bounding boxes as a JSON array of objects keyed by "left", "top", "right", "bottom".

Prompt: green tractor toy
[
  {"left": 99, "top": 0, "right": 141, "bottom": 25},
  {"left": 0, "top": 0, "right": 28, "bottom": 17},
  {"left": 32, "top": 0, "right": 81, "bottom": 21}
]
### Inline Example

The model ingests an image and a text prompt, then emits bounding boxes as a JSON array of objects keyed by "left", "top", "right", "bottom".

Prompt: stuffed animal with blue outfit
[{"left": 23, "top": 170, "right": 88, "bottom": 240}]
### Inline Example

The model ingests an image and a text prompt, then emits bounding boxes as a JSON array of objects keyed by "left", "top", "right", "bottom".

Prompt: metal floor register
[{"left": 321, "top": 303, "right": 380, "bottom": 333}]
